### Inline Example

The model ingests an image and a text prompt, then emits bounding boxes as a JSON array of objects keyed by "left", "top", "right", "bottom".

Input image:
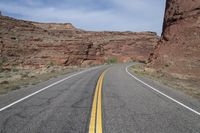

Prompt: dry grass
[
  {"left": 129, "top": 64, "right": 200, "bottom": 100},
  {"left": 0, "top": 66, "right": 81, "bottom": 95}
]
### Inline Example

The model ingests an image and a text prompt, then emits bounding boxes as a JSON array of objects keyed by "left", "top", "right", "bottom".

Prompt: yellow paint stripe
[
  {"left": 89, "top": 70, "right": 107, "bottom": 133},
  {"left": 89, "top": 76, "right": 100, "bottom": 133},
  {"left": 96, "top": 73, "right": 104, "bottom": 133}
]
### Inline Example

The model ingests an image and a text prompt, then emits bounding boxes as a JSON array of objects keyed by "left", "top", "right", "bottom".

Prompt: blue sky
[{"left": 0, "top": 0, "right": 166, "bottom": 35}]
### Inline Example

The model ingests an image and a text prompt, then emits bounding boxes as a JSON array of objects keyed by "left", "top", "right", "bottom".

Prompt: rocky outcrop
[
  {"left": 0, "top": 16, "right": 158, "bottom": 68},
  {"left": 32, "top": 22, "right": 76, "bottom": 30},
  {"left": 149, "top": 0, "right": 200, "bottom": 80}
]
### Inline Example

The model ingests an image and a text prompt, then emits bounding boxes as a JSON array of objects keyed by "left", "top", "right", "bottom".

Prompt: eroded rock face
[
  {"left": 0, "top": 16, "right": 158, "bottom": 68},
  {"left": 32, "top": 22, "right": 76, "bottom": 30},
  {"left": 149, "top": 0, "right": 200, "bottom": 80}
]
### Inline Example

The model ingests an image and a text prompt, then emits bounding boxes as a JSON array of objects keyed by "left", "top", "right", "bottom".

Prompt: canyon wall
[
  {"left": 0, "top": 16, "right": 158, "bottom": 68},
  {"left": 149, "top": 0, "right": 200, "bottom": 80}
]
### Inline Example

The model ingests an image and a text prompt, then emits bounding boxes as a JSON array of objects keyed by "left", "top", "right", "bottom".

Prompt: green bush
[
  {"left": 106, "top": 57, "right": 118, "bottom": 64},
  {"left": 0, "top": 58, "right": 5, "bottom": 72},
  {"left": 46, "top": 61, "right": 55, "bottom": 68}
]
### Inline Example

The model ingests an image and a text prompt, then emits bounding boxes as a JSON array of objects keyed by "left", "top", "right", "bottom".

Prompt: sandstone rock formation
[
  {"left": 0, "top": 15, "right": 158, "bottom": 68},
  {"left": 32, "top": 22, "right": 76, "bottom": 30},
  {"left": 149, "top": 0, "right": 200, "bottom": 80}
]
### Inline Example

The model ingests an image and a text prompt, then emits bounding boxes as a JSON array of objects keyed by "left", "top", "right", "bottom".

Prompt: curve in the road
[
  {"left": 89, "top": 69, "right": 108, "bottom": 133},
  {"left": 126, "top": 65, "right": 200, "bottom": 116},
  {"left": 0, "top": 66, "right": 102, "bottom": 112}
]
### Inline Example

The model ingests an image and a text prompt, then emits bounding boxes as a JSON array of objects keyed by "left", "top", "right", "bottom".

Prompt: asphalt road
[{"left": 0, "top": 64, "right": 199, "bottom": 133}]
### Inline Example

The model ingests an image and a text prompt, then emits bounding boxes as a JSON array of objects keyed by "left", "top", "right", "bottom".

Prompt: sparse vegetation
[
  {"left": 0, "top": 66, "right": 81, "bottom": 94},
  {"left": 0, "top": 57, "right": 7, "bottom": 72},
  {"left": 165, "top": 64, "right": 170, "bottom": 67},
  {"left": 138, "top": 60, "right": 147, "bottom": 64},
  {"left": 0, "top": 80, "right": 9, "bottom": 84},
  {"left": 105, "top": 57, "right": 118, "bottom": 64},
  {"left": 129, "top": 64, "right": 200, "bottom": 100},
  {"left": 46, "top": 61, "right": 55, "bottom": 67}
]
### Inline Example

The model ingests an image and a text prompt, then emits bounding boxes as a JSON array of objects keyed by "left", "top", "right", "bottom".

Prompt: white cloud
[
  {"left": 21, "top": 0, "right": 43, "bottom": 6},
  {"left": 0, "top": 0, "right": 165, "bottom": 34}
]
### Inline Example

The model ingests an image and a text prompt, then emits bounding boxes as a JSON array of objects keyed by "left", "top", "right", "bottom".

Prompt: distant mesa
[{"left": 0, "top": 15, "right": 158, "bottom": 68}]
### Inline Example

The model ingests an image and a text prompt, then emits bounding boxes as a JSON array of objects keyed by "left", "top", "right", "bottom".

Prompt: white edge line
[
  {"left": 0, "top": 66, "right": 102, "bottom": 112},
  {"left": 126, "top": 65, "right": 200, "bottom": 116}
]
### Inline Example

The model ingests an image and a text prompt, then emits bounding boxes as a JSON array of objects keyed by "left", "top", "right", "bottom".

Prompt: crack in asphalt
[
  {"left": 0, "top": 68, "right": 102, "bottom": 133},
  {"left": 0, "top": 76, "right": 86, "bottom": 132}
]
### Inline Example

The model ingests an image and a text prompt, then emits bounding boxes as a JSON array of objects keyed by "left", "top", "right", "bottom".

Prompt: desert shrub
[
  {"left": 0, "top": 66, "right": 3, "bottom": 72},
  {"left": 0, "top": 57, "right": 7, "bottom": 72},
  {"left": 21, "top": 72, "right": 29, "bottom": 78},
  {"left": 0, "top": 80, "right": 9, "bottom": 84},
  {"left": 138, "top": 60, "right": 147, "bottom": 64},
  {"left": 10, "top": 85, "right": 20, "bottom": 90},
  {"left": 46, "top": 61, "right": 55, "bottom": 68},
  {"left": 11, "top": 65, "right": 19, "bottom": 72},
  {"left": 106, "top": 57, "right": 118, "bottom": 64},
  {"left": 165, "top": 64, "right": 170, "bottom": 67}
]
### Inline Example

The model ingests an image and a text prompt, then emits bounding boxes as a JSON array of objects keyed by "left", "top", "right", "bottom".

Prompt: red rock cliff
[
  {"left": 0, "top": 16, "right": 158, "bottom": 68},
  {"left": 149, "top": 0, "right": 200, "bottom": 80}
]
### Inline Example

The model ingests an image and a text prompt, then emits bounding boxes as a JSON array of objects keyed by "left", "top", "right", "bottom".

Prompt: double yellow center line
[{"left": 89, "top": 70, "right": 107, "bottom": 133}]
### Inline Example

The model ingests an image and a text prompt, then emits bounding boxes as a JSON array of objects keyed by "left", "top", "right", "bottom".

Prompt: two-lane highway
[
  {"left": 0, "top": 66, "right": 107, "bottom": 133},
  {"left": 0, "top": 64, "right": 199, "bottom": 133},
  {"left": 103, "top": 64, "right": 200, "bottom": 133}
]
